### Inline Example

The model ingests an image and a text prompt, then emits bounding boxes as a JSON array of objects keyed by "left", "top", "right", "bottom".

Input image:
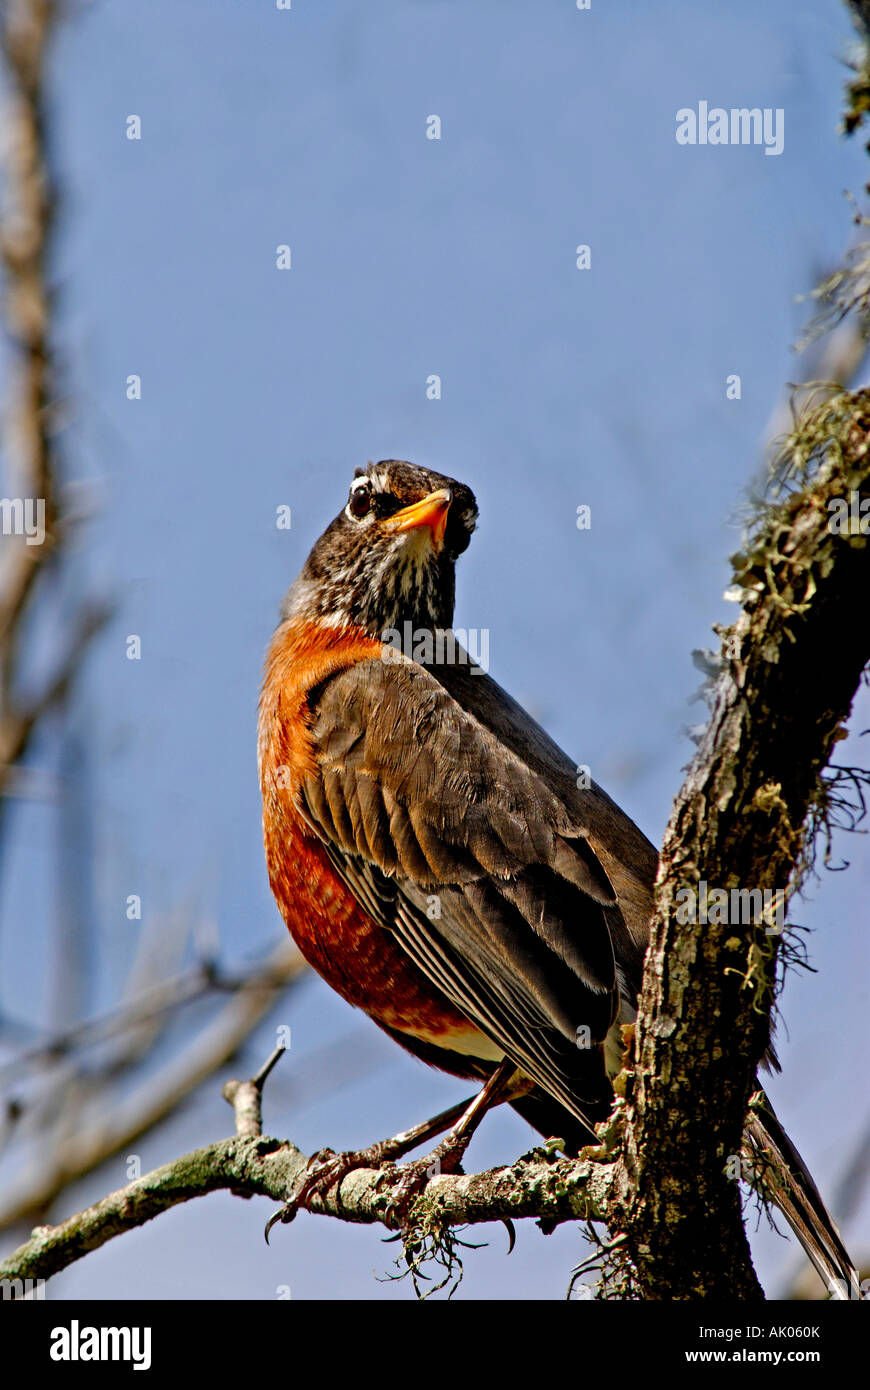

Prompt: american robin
[{"left": 258, "top": 459, "right": 856, "bottom": 1294}]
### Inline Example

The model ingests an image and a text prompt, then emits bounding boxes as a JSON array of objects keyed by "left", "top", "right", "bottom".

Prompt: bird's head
[{"left": 281, "top": 460, "right": 478, "bottom": 638}]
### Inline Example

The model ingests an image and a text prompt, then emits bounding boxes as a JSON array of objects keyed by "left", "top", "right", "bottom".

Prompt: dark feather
[{"left": 301, "top": 654, "right": 637, "bottom": 1122}]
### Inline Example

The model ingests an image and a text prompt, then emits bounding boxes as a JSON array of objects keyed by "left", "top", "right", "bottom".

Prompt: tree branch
[
  {"left": 0, "top": 1131, "right": 614, "bottom": 1287},
  {"left": 0, "top": 941, "right": 307, "bottom": 1227},
  {"left": 613, "top": 388, "right": 870, "bottom": 1298}
]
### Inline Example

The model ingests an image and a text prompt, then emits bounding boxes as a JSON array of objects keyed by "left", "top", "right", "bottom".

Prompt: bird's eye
[{"left": 348, "top": 484, "right": 372, "bottom": 519}]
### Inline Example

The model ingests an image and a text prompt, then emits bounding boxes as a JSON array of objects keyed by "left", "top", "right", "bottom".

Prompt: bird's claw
[
  {"left": 264, "top": 1202, "right": 298, "bottom": 1243},
  {"left": 264, "top": 1147, "right": 341, "bottom": 1243},
  {"left": 264, "top": 1144, "right": 404, "bottom": 1243},
  {"left": 265, "top": 1129, "right": 471, "bottom": 1243},
  {"left": 384, "top": 1142, "right": 466, "bottom": 1235}
]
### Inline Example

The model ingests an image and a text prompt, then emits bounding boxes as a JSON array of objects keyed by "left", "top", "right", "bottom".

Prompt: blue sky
[{"left": 1, "top": 0, "right": 868, "bottom": 1299}]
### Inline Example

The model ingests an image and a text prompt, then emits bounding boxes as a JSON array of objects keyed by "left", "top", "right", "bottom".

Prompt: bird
[{"left": 258, "top": 457, "right": 858, "bottom": 1296}]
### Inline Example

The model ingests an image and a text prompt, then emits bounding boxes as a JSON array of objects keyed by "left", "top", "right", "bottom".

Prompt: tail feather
[{"left": 744, "top": 1090, "right": 859, "bottom": 1300}]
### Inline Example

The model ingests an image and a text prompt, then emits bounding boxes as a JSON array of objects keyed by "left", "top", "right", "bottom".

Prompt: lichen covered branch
[
  {"left": 613, "top": 388, "right": 870, "bottom": 1299},
  {"left": 0, "top": 1132, "right": 614, "bottom": 1287}
]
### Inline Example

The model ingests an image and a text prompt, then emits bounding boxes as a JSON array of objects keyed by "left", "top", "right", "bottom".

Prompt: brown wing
[
  {"left": 299, "top": 654, "right": 646, "bottom": 1123},
  {"left": 430, "top": 659, "right": 658, "bottom": 1002}
]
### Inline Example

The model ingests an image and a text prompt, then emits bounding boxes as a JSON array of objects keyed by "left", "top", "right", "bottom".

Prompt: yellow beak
[{"left": 382, "top": 487, "right": 452, "bottom": 550}]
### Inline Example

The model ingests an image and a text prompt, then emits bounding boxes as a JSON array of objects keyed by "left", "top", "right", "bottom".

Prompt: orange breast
[{"left": 258, "top": 618, "right": 488, "bottom": 1045}]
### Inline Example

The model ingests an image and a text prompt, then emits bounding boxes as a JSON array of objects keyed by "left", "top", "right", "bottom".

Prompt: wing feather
[{"left": 299, "top": 654, "right": 629, "bottom": 1123}]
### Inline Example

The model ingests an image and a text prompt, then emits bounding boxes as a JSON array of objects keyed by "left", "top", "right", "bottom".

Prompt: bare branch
[
  {"left": 0, "top": 0, "right": 106, "bottom": 816},
  {"left": 0, "top": 601, "right": 112, "bottom": 773},
  {"left": 0, "top": 1134, "right": 614, "bottom": 1287},
  {"left": 0, "top": 946, "right": 297, "bottom": 1087},
  {"left": 0, "top": 0, "right": 58, "bottom": 651},
  {"left": 222, "top": 1044, "right": 287, "bottom": 1138},
  {"left": 0, "top": 941, "right": 307, "bottom": 1227}
]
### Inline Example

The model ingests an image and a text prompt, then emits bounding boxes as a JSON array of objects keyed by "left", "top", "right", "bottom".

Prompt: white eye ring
[{"left": 346, "top": 479, "right": 373, "bottom": 520}]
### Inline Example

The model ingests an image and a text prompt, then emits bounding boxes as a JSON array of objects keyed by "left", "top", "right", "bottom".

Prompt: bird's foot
[
  {"left": 263, "top": 1093, "right": 479, "bottom": 1242},
  {"left": 384, "top": 1130, "right": 470, "bottom": 1235},
  {"left": 264, "top": 1137, "right": 407, "bottom": 1242}
]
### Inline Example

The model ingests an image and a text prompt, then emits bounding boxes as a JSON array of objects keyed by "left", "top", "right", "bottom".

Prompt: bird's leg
[
  {"left": 265, "top": 1094, "right": 474, "bottom": 1240},
  {"left": 384, "top": 1057, "right": 519, "bottom": 1232}
]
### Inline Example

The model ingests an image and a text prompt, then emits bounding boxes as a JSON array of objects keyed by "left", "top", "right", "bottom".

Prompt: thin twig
[{"left": 222, "top": 1044, "right": 288, "bottom": 1138}]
